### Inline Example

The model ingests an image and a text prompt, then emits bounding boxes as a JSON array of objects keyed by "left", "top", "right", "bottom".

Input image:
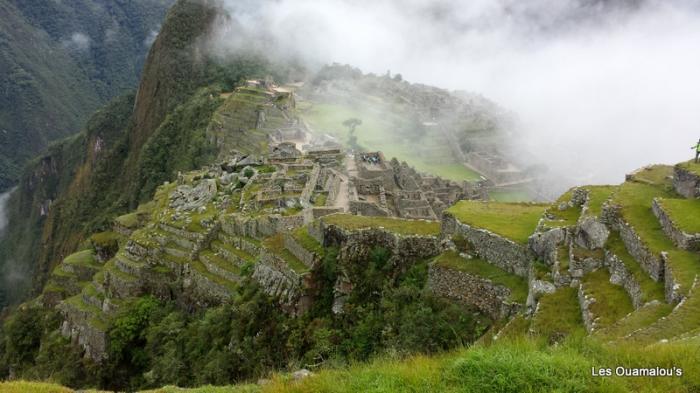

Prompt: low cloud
[
  {"left": 64, "top": 32, "right": 92, "bottom": 51},
  {"left": 209, "top": 0, "right": 700, "bottom": 189}
]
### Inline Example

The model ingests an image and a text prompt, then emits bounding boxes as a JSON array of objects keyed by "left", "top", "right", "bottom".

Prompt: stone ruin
[{"left": 348, "top": 151, "right": 488, "bottom": 219}]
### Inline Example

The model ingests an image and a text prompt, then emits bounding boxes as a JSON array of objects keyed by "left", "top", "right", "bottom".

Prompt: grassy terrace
[
  {"left": 433, "top": 251, "right": 528, "bottom": 303},
  {"left": 292, "top": 227, "right": 324, "bottom": 255},
  {"left": 531, "top": 287, "right": 585, "bottom": 340},
  {"left": 613, "top": 181, "right": 700, "bottom": 296},
  {"left": 542, "top": 189, "right": 580, "bottom": 228},
  {"left": 557, "top": 245, "right": 570, "bottom": 271},
  {"left": 200, "top": 250, "right": 242, "bottom": 276},
  {"left": 626, "top": 284, "right": 700, "bottom": 344},
  {"left": 63, "top": 250, "right": 98, "bottom": 268},
  {"left": 321, "top": 214, "right": 440, "bottom": 236},
  {"left": 628, "top": 165, "right": 673, "bottom": 186},
  {"left": 190, "top": 259, "right": 238, "bottom": 292},
  {"left": 63, "top": 295, "right": 107, "bottom": 331},
  {"left": 302, "top": 102, "right": 481, "bottom": 182},
  {"left": 595, "top": 302, "right": 674, "bottom": 342},
  {"left": 582, "top": 185, "right": 618, "bottom": 217},
  {"left": 677, "top": 159, "right": 700, "bottom": 176},
  {"left": 582, "top": 269, "right": 634, "bottom": 329},
  {"left": 606, "top": 232, "right": 665, "bottom": 303},
  {"left": 263, "top": 234, "right": 310, "bottom": 274},
  {"left": 211, "top": 241, "right": 255, "bottom": 263},
  {"left": 656, "top": 197, "right": 700, "bottom": 234},
  {"left": 446, "top": 201, "right": 547, "bottom": 244}
]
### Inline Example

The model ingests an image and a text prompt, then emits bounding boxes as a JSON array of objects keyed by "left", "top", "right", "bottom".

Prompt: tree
[{"left": 342, "top": 118, "right": 362, "bottom": 150}]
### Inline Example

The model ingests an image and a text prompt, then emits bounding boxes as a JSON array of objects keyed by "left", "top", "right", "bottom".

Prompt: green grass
[
  {"left": 625, "top": 283, "right": 700, "bottom": 345},
  {"left": 613, "top": 181, "right": 700, "bottom": 296},
  {"left": 302, "top": 102, "right": 481, "bottom": 182},
  {"left": 595, "top": 302, "right": 674, "bottom": 342},
  {"left": 558, "top": 245, "right": 570, "bottom": 271},
  {"left": 606, "top": 232, "right": 665, "bottom": 303},
  {"left": 678, "top": 159, "right": 700, "bottom": 177},
  {"left": 656, "top": 198, "right": 700, "bottom": 234},
  {"left": 0, "top": 381, "right": 73, "bottom": 393},
  {"left": 321, "top": 214, "right": 440, "bottom": 236},
  {"left": 292, "top": 227, "right": 324, "bottom": 255},
  {"left": 531, "top": 287, "right": 585, "bottom": 341},
  {"left": 582, "top": 270, "right": 635, "bottom": 329},
  {"left": 582, "top": 185, "right": 618, "bottom": 217},
  {"left": 313, "top": 193, "right": 328, "bottom": 207},
  {"left": 115, "top": 212, "right": 140, "bottom": 228},
  {"left": 200, "top": 250, "right": 242, "bottom": 276},
  {"left": 433, "top": 251, "right": 528, "bottom": 303},
  {"left": 627, "top": 165, "right": 673, "bottom": 186},
  {"left": 63, "top": 250, "right": 98, "bottom": 267},
  {"left": 446, "top": 201, "right": 547, "bottom": 244},
  {"left": 190, "top": 259, "right": 238, "bottom": 292},
  {"left": 489, "top": 188, "right": 533, "bottom": 203},
  {"left": 263, "top": 234, "right": 310, "bottom": 274}
]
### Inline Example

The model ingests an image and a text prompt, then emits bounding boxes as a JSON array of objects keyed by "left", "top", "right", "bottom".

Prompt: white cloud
[
  {"left": 64, "top": 32, "right": 92, "bottom": 51},
  {"left": 210, "top": 0, "right": 700, "bottom": 189}
]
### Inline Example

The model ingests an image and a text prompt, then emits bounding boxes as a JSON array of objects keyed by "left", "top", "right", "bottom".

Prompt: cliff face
[{"left": 0, "top": 0, "right": 222, "bottom": 306}]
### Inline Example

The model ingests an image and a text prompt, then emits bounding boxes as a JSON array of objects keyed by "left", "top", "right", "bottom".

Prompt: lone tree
[
  {"left": 342, "top": 118, "right": 362, "bottom": 134},
  {"left": 343, "top": 118, "right": 362, "bottom": 150}
]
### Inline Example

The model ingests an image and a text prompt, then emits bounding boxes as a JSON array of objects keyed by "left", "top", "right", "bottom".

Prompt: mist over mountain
[
  {"left": 209, "top": 0, "right": 700, "bottom": 191},
  {"left": 0, "top": 0, "right": 174, "bottom": 192}
]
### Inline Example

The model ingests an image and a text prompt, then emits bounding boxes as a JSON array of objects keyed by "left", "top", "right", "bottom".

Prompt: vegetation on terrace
[
  {"left": 605, "top": 232, "right": 666, "bottom": 303},
  {"left": 321, "top": 214, "right": 440, "bottom": 236},
  {"left": 530, "top": 287, "right": 585, "bottom": 342},
  {"left": 262, "top": 234, "right": 310, "bottom": 274},
  {"left": 432, "top": 251, "right": 528, "bottom": 303},
  {"left": 582, "top": 185, "right": 618, "bottom": 217},
  {"left": 677, "top": 159, "right": 700, "bottom": 176},
  {"left": 581, "top": 269, "right": 635, "bottom": 329},
  {"left": 612, "top": 180, "right": 700, "bottom": 296},
  {"left": 656, "top": 197, "right": 700, "bottom": 234},
  {"left": 446, "top": 201, "right": 547, "bottom": 244}
]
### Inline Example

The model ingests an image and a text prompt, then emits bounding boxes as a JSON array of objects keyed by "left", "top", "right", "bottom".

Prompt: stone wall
[
  {"left": 604, "top": 206, "right": 664, "bottom": 282},
  {"left": 220, "top": 214, "right": 304, "bottom": 239},
  {"left": 577, "top": 283, "right": 597, "bottom": 333},
  {"left": 652, "top": 199, "right": 700, "bottom": 251},
  {"left": 59, "top": 304, "right": 107, "bottom": 362},
  {"left": 529, "top": 227, "right": 567, "bottom": 266},
  {"left": 663, "top": 252, "right": 684, "bottom": 304},
  {"left": 284, "top": 233, "right": 320, "bottom": 269},
  {"left": 300, "top": 164, "right": 320, "bottom": 206},
  {"left": 349, "top": 201, "right": 391, "bottom": 217},
  {"left": 320, "top": 221, "right": 442, "bottom": 268},
  {"left": 606, "top": 251, "right": 645, "bottom": 309},
  {"left": 428, "top": 264, "right": 521, "bottom": 320},
  {"left": 673, "top": 165, "right": 700, "bottom": 199},
  {"left": 252, "top": 250, "right": 305, "bottom": 313},
  {"left": 442, "top": 213, "right": 533, "bottom": 278}
]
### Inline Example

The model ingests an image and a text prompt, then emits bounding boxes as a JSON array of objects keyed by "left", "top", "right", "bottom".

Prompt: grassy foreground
[{"left": 4, "top": 336, "right": 700, "bottom": 393}]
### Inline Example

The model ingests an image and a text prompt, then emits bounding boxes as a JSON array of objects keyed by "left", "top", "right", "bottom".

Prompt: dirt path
[{"left": 331, "top": 154, "right": 356, "bottom": 212}]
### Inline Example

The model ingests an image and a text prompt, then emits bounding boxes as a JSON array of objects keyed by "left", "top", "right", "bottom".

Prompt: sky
[{"left": 209, "top": 0, "right": 700, "bottom": 188}]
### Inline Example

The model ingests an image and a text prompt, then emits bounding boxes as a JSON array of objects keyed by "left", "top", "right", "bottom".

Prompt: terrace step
[
  {"left": 594, "top": 301, "right": 674, "bottom": 342},
  {"left": 81, "top": 283, "right": 105, "bottom": 310},
  {"left": 624, "top": 280, "right": 700, "bottom": 345},
  {"left": 104, "top": 260, "right": 143, "bottom": 299},
  {"left": 114, "top": 253, "right": 147, "bottom": 276},
  {"left": 578, "top": 269, "right": 635, "bottom": 333},
  {"left": 605, "top": 232, "right": 666, "bottom": 308},
  {"left": 211, "top": 240, "right": 256, "bottom": 267},
  {"left": 218, "top": 232, "right": 261, "bottom": 255},
  {"left": 530, "top": 287, "right": 584, "bottom": 342},
  {"left": 199, "top": 250, "right": 242, "bottom": 283}
]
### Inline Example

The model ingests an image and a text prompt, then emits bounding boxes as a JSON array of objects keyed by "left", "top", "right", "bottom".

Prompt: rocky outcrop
[
  {"left": 652, "top": 199, "right": 700, "bottom": 251},
  {"left": 575, "top": 216, "right": 609, "bottom": 250},
  {"left": 673, "top": 165, "right": 700, "bottom": 199},
  {"left": 443, "top": 213, "right": 532, "bottom": 277},
  {"left": 428, "top": 264, "right": 522, "bottom": 320},
  {"left": 252, "top": 251, "right": 308, "bottom": 315}
]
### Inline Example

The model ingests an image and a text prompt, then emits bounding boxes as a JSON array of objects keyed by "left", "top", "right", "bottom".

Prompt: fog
[
  {"left": 210, "top": 0, "right": 700, "bottom": 188},
  {"left": 0, "top": 189, "right": 12, "bottom": 234}
]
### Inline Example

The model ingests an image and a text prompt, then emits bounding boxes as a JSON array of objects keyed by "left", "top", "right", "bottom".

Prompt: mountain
[
  {"left": 1, "top": 1, "right": 699, "bottom": 392},
  {"left": 0, "top": 0, "right": 174, "bottom": 191}
]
